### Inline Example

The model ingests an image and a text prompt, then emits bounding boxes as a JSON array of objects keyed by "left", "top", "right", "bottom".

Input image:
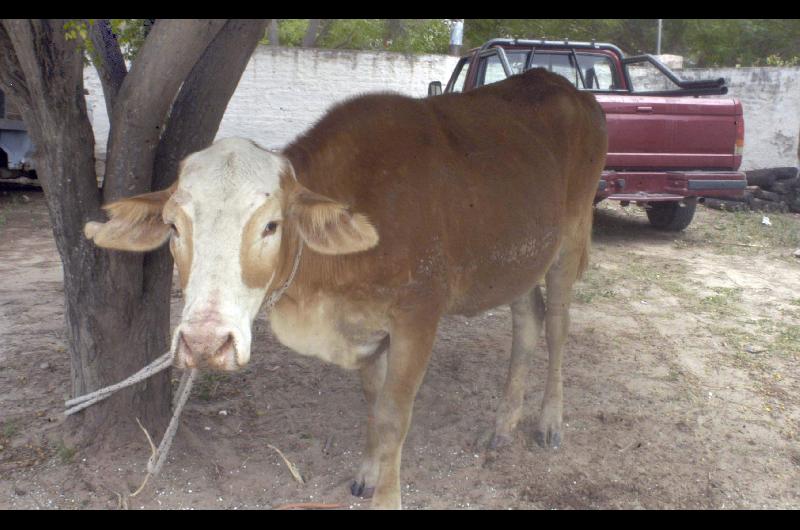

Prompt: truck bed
[{"left": 599, "top": 94, "right": 743, "bottom": 172}]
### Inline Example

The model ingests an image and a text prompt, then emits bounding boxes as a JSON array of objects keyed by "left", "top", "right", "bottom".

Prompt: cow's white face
[
  {"left": 165, "top": 139, "right": 286, "bottom": 370},
  {"left": 84, "top": 137, "right": 379, "bottom": 371}
]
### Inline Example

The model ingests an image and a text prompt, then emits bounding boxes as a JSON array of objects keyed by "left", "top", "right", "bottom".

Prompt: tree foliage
[
  {"left": 671, "top": 19, "right": 800, "bottom": 67},
  {"left": 64, "top": 19, "right": 149, "bottom": 61},
  {"left": 264, "top": 19, "right": 800, "bottom": 67},
  {"left": 463, "top": 19, "right": 800, "bottom": 67},
  {"left": 62, "top": 18, "right": 800, "bottom": 67},
  {"left": 265, "top": 19, "right": 452, "bottom": 54}
]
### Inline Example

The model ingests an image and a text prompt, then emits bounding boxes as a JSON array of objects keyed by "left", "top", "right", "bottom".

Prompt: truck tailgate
[{"left": 597, "top": 94, "right": 743, "bottom": 171}]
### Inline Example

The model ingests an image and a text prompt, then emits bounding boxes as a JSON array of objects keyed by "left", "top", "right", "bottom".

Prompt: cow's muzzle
[{"left": 173, "top": 323, "right": 244, "bottom": 371}]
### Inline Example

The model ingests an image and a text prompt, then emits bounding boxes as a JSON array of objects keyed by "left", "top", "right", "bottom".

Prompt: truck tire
[{"left": 646, "top": 201, "right": 696, "bottom": 231}]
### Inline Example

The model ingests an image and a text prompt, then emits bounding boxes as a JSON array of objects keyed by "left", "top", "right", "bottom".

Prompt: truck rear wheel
[{"left": 646, "top": 201, "right": 696, "bottom": 231}]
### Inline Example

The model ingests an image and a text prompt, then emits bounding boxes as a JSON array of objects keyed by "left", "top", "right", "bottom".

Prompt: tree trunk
[
  {"left": 268, "top": 19, "right": 280, "bottom": 46},
  {"left": 385, "top": 19, "right": 405, "bottom": 47},
  {"left": 84, "top": 19, "right": 226, "bottom": 442},
  {"left": 0, "top": 19, "right": 265, "bottom": 446},
  {"left": 302, "top": 19, "right": 320, "bottom": 48}
]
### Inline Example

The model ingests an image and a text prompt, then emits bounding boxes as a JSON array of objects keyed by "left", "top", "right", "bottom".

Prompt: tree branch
[
  {"left": 153, "top": 19, "right": 267, "bottom": 189},
  {"left": 102, "top": 18, "right": 227, "bottom": 203},
  {"left": 302, "top": 19, "right": 320, "bottom": 48},
  {"left": 268, "top": 19, "right": 280, "bottom": 46},
  {"left": 87, "top": 19, "right": 127, "bottom": 117},
  {"left": 385, "top": 19, "right": 405, "bottom": 46},
  {"left": 0, "top": 23, "right": 31, "bottom": 111},
  {"left": 2, "top": 20, "right": 86, "bottom": 131}
]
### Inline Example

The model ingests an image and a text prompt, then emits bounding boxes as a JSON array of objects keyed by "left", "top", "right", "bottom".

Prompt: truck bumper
[{"left": 597, "top": 170, "right": 747, "bottom": 202}]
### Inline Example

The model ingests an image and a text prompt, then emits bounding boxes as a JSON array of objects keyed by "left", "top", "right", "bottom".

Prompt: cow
[{"left": 84, "top": 67, "right": 608, "bottom": 509}]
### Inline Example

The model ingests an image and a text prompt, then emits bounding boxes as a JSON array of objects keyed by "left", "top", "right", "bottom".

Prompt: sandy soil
[{"left": 1, "top": 189, "right": 799, "bottom": 510}]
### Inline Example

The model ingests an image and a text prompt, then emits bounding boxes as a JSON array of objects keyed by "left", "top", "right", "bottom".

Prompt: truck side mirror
[{"left": 428, "top": 81, "right": 443, "bottom": 97}]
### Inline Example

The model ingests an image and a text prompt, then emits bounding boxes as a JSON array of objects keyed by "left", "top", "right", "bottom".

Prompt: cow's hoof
[
  {"left": 350, "top": 480, "right": 375, "bottom": 499},
  {"left": 533, "top": 428, "right": 561, "bottom": 450}
]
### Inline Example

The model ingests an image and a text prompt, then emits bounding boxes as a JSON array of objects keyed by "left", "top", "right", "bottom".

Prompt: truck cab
[{"left": 430, "top": 39, "right": 747, "bottom": 231}]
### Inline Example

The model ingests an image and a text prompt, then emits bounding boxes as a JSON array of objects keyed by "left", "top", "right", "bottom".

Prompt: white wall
[
  {"left": 84, "top": 45, "right": 459, "bottom": 174},
  {"left": 217, "top": 47, "right": 459, "bottom": 149},
  {"left": 678, "top": 67, "right": 800, "bottom": 170},
  {"left": 84, "top": 45, "right": 800, "bottom": 174}
]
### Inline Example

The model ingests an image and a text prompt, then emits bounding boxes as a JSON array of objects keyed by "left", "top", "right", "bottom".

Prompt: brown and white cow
[{"left": 84, "top": 68, "right": 607, "bottom": 509}]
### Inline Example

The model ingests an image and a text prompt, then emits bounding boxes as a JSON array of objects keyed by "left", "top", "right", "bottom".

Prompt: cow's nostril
[
  {"left": 175, "top": 326, "right": 239, "bottom": 370},
  {"left": 215, "top": 333, "right": 235, "bottom": 357}
]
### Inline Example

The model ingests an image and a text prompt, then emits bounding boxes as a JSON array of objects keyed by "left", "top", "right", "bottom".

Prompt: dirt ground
[{"left": 1, "top": 188, "right": 799, "bottom": 510}]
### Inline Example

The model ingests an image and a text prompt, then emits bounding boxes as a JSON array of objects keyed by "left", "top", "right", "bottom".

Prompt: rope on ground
[
  {"left": 129, "top": 368, "right": 197, "bottom": 498},
  {"left": 64, "top": 352, "right": 194, "bottom": 500},
  {"left": 64, "top": 352, "right": 173, "bottom": 416},
  {"left": 63, "top": 241, "right": 305, "bottom": 499},
  {"left": 148, "top": 368, "right": 197, "bottom": 475}
]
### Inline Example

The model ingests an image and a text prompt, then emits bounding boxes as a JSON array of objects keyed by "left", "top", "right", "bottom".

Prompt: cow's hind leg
[
  {"left": 490, "top": 286, "right": 545, "bottom": 449},
  {"left": 351, "top": 341, "right": 388, "bottom": 499},
  {"left": 535, "top": 237, "right": 587, "bottom": 449}
]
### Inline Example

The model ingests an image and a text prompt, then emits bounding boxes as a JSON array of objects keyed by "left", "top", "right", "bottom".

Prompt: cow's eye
[
  {"left": 168, "top": 223, "right": 179, "bottom": 237},
  {"left": 263, "top": 221, "right": 279, "bottom": 237}
]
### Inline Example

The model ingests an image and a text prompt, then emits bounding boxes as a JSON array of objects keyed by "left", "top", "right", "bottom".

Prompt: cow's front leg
[
  {"left": 369, "top": 310, "right": 439, "bottom": 509},
  {"left": 351, "top": 343, "right": 388, "bottom": 499}
]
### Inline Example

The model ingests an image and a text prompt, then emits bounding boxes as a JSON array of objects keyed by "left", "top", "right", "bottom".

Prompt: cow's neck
[
  {"left": 264, "top": 241, "right": 303, "bottom": 311},
  {"left": 267, "top": 285, "right": 390, "bottom": 370}
]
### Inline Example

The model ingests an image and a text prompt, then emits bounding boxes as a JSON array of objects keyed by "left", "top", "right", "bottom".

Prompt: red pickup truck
[{"left": 429, "top": 39, "right": 747, "bottom": 231}]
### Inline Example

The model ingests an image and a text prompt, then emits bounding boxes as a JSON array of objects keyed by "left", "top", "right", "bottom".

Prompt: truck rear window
[
  {"left": 529, "top": 53, "right": 620, "bottom": 90},
  {"left": 475, "top": 50, "right": 621, "bottom": 91},
  {"left": 625, "top": 60, "right": 681, "bottom": 93},
  {"left": 479, "top": 51, "right": 529, "bottom": 86}
]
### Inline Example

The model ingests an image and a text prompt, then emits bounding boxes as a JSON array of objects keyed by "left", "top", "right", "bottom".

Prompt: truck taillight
[{"left": 735, "top": 117, "right": 744, "bottom": 156}]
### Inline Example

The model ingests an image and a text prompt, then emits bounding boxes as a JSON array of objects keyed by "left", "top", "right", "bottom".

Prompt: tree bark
[
  {"left": 385, "top": 19, "right": 405, "bottom": 46},
  {"left": 302, "top": 19, "right": 320, "bottom": 48},
  {"left": 153, "top": 19, "right": 267, "bottom": 191},
  {"left": 142, "top": 19, "right": 156, "bottom": 39},
  {"left": 268, "top": 19, "right": 280, "bottom": 46},
  {"left": 87, "top": 19, "right": 127, "bottom": 116},
  {"left": 0, "top": 26, "right": 31, "bottom": 108},
  {"left": 103, "top": 19, "right": 226, "bottom": 202}
]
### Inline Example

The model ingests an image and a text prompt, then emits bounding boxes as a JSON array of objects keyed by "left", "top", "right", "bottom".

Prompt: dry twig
[
  {"left": 267, "top": 443, "right": 305, "bottom": 484},
  {"left": 129, "top": 418, "right": 157, "bottom": 498}
]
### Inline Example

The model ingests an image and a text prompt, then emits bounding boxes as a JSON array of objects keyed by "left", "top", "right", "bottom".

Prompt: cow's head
[{"left": 84, "top": 138, "right": 379, "bottom": 370}]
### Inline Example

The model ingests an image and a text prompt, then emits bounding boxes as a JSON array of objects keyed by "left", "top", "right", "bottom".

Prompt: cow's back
[{"left": 283, "top": 68, "right": 607, "bottom": 315}]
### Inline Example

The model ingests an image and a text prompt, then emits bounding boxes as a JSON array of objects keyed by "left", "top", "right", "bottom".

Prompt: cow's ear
[
  {"left": 84, "top": 184, "right": 176, "bottom": 252},
  {"left": 287, "top": 186, "right": 379, "bottom": 255}
]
